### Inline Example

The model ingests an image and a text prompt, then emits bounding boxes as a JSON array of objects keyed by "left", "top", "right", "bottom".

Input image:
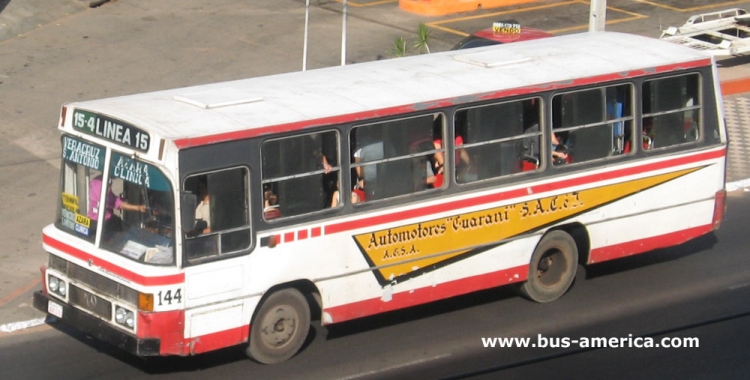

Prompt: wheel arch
[
  {"left": 252, "top": 279, "right": 322, "bottom": 325},
  {"left": 547, "top": 222, "right": 591, "bottom": 266}
]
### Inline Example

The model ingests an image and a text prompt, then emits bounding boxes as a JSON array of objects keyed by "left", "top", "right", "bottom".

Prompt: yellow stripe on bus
[{"left": 353, "top": 167, "right": 701, "bottom": 284}]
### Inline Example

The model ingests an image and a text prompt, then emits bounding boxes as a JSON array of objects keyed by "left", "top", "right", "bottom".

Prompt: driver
[{"left": 88, "top": 175, "right": 147, "bottom": 235}]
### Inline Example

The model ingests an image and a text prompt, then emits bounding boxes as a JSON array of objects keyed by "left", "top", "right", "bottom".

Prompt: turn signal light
[
  {"left": 60, "top": 105, "right": 69, "bottom": 128},
  {"left": 138, "top": 292, "right": 154, "bottom": 311}
]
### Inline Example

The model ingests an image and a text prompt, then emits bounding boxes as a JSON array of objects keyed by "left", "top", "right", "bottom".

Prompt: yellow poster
[
  {"left": 353, "top": 167, "right": 700, "bottom": 286},
  {"left": 62, "top": 193, "right": 79, "bottom": 212}
]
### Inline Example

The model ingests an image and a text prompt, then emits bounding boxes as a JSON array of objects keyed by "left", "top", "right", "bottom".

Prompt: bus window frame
[
  {"left": 453, "top": 96, "right": 545, "bottom": 186},
  {"left": 259, "top": 129, "right": 342, "bottom": 223},
  {"left": 550, "top": 83, "right": 636, "bottom": 168},
  {"left": 349, "top": 112, "right": 447, "bottom": 206},
  {"left": 640, "top": 72, "right": 703, "bottom": 153},
  {"left": 182, "top": 165, "right": 253, "bottom": 266}
]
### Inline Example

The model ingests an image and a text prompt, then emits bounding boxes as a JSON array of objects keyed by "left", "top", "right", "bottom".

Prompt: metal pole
[
  {"left": 341, "top": 0, "right": 347, "bottom": 66},
  {"left": 589, "top": 0, "right": 607, "bottom": 32},
  {"left": 303, "top": 0, "right": 310, "bottom": 71}
]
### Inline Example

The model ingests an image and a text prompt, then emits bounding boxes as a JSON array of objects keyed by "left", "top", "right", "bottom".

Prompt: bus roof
[{"left": 65, "top": 32, "right": 712, "bottom": 149}]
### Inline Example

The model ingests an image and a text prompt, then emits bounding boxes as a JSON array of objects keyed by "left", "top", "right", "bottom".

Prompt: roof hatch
[
  {"left": 174, "top": 88, "right": 264, "bottom": 109},
  {"left": 453, "top": 49, "right": 532, "bottom": 68}
]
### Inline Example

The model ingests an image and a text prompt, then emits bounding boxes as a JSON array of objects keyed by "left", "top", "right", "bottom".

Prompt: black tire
[
  {"left": 519, "top": 230, "right": 578, "bottom": 303},
  {"left": 246, "top": 288, "right": 310, "bottom": 364}
]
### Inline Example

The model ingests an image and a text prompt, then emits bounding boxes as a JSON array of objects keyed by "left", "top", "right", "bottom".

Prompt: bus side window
[
  {"left": 184, "top": 168, "right": 251, "bottom": 261},
  {"left": 552, "top": 84, "right": 634, "bottom": 164},
  {"left": 261, "top": 131, "right": 339, "bottom": 219},
  {"left": 642, "top": 74, "right": 701, "bottom": 149},
  {"left": 351, "top": 113, "right": 441, "bottom": 202},
  {"left": 455, "top": 97, "right": 541, "bottom": 183}
]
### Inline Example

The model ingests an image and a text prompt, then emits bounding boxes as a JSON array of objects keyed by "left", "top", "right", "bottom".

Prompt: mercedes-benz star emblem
[{"left": 84, "top": 292, "right": 98, "bottom": 309}]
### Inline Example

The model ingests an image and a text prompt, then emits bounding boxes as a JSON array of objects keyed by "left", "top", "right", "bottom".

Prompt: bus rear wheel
[
  {"left": 246, "top": 288, "right": 310, "bottom": 364},
  {"left": 519, "top": 230, "right": 578, "bottom": 303}
]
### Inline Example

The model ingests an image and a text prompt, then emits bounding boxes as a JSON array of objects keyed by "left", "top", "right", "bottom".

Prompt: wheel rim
[
  {"left": 259, "top": 305, "right": 299, "bottom": 350},
  {"left": 535, "top": 248, "right": 567, "bottom": 287}
]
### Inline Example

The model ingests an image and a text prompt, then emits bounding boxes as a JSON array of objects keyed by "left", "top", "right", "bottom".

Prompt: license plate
[{"left": 48, "top": 301, "right": 63, "bottom": 318}]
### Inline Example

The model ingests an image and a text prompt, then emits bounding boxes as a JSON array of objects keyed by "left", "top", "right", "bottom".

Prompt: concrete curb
[{"left": 721, "top": 77, "right": 750, "bottom": 96}]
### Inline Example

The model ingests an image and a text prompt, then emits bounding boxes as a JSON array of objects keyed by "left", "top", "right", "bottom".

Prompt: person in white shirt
[{"left": 194, "top": 180, "right": 211, "bottom": 234}]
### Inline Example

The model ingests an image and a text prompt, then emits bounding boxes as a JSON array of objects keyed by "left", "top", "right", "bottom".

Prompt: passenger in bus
[
  {"left": 353, "top": 140, "right": 384, "bottom": 199},
  {"left": 88, "top": 175, "right": 147, "bottom": 236},
  {"left": 414, "top": 139, "right": 442, "bottom": 188},
  {"left": 330, "top": 181, "right": 362, "bottom": 207},
  {"left": 193, "top": 179, "right": 211, "bottom": 234},
  {"left": 642, "top": 118, "right": 654, "bottom": 150},
  {"left": 433, "top": 136, "right": 470, "bottom": 174},
  {"left": 551, "top": 133, "right": 569, "bottom": 165},
  {"left": 264, "top": 186, "right": 281, "bottom": 219}
]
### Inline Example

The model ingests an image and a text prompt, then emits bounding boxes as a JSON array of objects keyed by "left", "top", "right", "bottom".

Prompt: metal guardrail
[{"left": 660, "top": 8, "right": 750, "bottom": 57}]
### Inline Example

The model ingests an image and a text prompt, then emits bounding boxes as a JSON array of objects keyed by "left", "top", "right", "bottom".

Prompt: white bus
[{"left": 34, "top": 31, "right": 727, "bottom": 364}]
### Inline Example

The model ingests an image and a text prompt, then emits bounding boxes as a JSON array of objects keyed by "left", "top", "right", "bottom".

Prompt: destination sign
[
  {"left": 72, "top": 109, "right": 150, "bottom": 152},
  {"left": 62, "top": 135, "right": 105, "bottom": 171},
  {"left": 110, "top": 152, "right": 171, "bottom": 191}
]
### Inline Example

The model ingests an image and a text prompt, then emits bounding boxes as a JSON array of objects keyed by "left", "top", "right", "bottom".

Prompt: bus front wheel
[
  {"left": 519, "top": 230, "right": 578, "bottom": 303},
  {"left": 246, "top": 288, "right": 311, "bottom": 364}
]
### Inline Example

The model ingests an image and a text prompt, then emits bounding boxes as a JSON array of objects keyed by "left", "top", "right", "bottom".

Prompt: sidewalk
[{"left": 0, "top": 0, "right": 85, "bottom": 41}]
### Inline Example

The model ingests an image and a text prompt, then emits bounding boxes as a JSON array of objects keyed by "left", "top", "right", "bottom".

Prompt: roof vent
[
  {"left": 174, "top": 88, "right": 264, "bottom": 109},
  {"left": 453, "top": 50, "right": 532, "bottom": 68}
]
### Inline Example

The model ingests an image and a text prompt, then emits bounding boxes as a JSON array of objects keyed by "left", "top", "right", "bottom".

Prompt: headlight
[
  {"left": 49, "top": 277, "right": 59, "bottom": 292},
  {"left": 114, "top": 305, "right": 135, "bottom": 330},
  {"left": 115, "top": 307, "right": 127, "bottom": 324},
  {"left": 48, "top": 275, "right": 67, "bottom": 298}
]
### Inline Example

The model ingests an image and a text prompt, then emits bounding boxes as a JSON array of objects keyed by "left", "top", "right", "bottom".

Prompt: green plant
[
  {"left": 389, "top": 36, "right": 408, "bottom": 58},
  {"left": 388, "top": 24, "right": 431, "bottom": 58},
  {"left": 414, "top": 23, "right": 431, "bottom": 54}
]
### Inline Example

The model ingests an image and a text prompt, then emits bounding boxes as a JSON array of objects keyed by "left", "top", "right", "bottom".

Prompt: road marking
[
  {"left": 0, "top": 318, "right": 46, "bottom": 333},
  {"left": 726, "top": 178, "right": 750, "bottom": 192},
  {"left": 633, "top": 0, "right": 747, "bottom": 13},
  {"left": 0, "top": 278, "right": 41, "bottom": 307}
]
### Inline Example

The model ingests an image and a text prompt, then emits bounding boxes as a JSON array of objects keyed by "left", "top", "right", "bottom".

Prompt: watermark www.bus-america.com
[{"left": 482, "top": 334, "right": 699, "bottom": 349}]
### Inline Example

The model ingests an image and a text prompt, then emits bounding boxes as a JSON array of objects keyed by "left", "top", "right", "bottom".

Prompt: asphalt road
[{"left": 1, "top": 193, "right": 749, "bottom": 379}]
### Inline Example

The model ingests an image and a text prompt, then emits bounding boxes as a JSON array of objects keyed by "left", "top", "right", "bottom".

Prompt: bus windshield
[{"left": 57, "top": 135, "right": 175, "bottom": 265}]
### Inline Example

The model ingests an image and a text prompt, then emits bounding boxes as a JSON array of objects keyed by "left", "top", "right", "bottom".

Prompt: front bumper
[{"left": 33, "top": 291, "right": 160, "bottom": 356}]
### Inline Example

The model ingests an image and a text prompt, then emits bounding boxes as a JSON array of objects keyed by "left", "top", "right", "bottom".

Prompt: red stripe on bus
[
  {"left": 284, "top": 232, "right": 295, "bottom": 243},
  {"left": 137, "top": 309, "right": 249, "bottom": 356},
  {"left": 588, "top": 224, "right": 713, "bottom": 264},
  {"left": 137, "top": 309, "right": 185, "bottom": 355},
  {"left": 325, "top": 148, "right": 725, "bottom": 235},
  {"left": 298, "top": 229, "right": 308, "bottom": 240},
  {"left": 173, "top": 60, "right": 712, "bottom": 150},
  {"left": 324, "top": 264, "right": 528, "bottom": 324},
  {"left": 43, "top": 234, "right": 185, "bottom": 286},
  {"left": 184, "top": 325, "right": 249, "bottom": 355}
]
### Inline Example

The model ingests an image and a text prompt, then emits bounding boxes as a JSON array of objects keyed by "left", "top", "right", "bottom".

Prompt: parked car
[{"left": 452, "top": 21, "right": 553, "bottom": 50}]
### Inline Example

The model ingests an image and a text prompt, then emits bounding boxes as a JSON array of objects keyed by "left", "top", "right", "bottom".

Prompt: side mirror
[{"left": 180, "top": 191, "right": 197, "bottom": 233}]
